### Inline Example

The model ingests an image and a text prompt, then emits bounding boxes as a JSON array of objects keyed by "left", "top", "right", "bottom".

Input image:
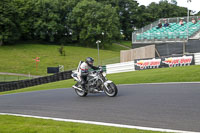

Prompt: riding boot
[
  {"left": 80, "top": 75, "right": 87, "bottom": 91},
  {"left": 82, "top": 84, "right": 86, "bottom": 91}
]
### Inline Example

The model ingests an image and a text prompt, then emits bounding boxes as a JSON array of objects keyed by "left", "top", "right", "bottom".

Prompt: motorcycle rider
[{"left": 79, "top": 57, "right": 99, "bottom": 91}]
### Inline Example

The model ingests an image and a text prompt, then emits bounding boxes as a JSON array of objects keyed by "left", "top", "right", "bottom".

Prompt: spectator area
[{"left": 136, "top": 21, "right": 200, "bottom": 41}]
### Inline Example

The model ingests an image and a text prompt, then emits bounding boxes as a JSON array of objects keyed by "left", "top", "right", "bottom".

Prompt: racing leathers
[{"left": 79, "top": 62, "right": 99, "bottom": 90}]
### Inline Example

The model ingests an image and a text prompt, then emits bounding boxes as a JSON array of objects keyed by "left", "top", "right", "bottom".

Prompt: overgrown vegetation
[
  {"left": 1, "top": 0, "right": 193, "bottom": 46},
  {"left": 58, "top": 44, "right": 66, "bottom": 56}
]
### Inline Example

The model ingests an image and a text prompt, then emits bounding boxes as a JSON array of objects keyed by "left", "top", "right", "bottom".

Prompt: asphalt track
[{"left": 0, "top": 83, "right": 200, "bottom": 132}]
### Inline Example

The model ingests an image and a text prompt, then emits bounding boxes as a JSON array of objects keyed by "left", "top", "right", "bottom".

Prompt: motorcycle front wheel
[
  {"left": 74, "top": 83, "right": 88, "bottom": 97},
  {"left": 104, "top": 82, "right": 118, "bottom": 97}
]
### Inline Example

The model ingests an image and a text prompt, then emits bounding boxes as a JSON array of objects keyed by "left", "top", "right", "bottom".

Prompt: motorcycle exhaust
[
  {"left": 72, "top": 85, "right": 83, "bottom": 92},
  {"left": 73, "top": 85, "right": 103, "bottom": 93}
]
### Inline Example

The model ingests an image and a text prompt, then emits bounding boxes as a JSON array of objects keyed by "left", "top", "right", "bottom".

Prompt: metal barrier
[
  {"left": 194, "top": 53, "right": 200, "bottom": 65},
  {"left": 106, "top": 61, "right": 135, "bottom": 74},
  {"left": 0, "top": 70, "right": 72, "bottom": 92}
]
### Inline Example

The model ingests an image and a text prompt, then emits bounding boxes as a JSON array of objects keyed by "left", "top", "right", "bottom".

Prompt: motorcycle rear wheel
[
  {"left": 74, "top": 83, "right": 88, "bottom": 97},
  {"left": 104, "top": 82, "right": 118, "bottom": 97}
]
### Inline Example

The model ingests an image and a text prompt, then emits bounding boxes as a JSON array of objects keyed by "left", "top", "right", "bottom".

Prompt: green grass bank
[
  {"left": 0, "top": 115, "right": 164, "bottom": 133},
  {"left": 0, "top": 43, "right": 127, "bottom": 75}
]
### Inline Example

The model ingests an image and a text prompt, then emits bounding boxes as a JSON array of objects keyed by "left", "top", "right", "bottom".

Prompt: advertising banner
[
  {"left": 162, "top": 55, "right": 194, "bottom": 68},
  {"left": 134, "top": 54, "right": 195, "bottom": 70},
  {"left": 135, "top": 58, "right": 161, "bottom": 70}
]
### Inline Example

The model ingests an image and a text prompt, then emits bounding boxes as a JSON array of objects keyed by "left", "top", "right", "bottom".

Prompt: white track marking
[
  {"left": 118, "top": 82, "right": 200, "bottom": 86},
  {"left": 0, "top": 113, "right": 199, "bottom": 133}
]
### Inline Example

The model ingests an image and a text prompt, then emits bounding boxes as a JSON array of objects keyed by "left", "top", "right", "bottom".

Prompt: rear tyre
[
  {"left": 74, "top": 83, "right": 88, "bottom": 97},
  {"left": 104, "top": 82, "right": 118, "bottom": 97}
]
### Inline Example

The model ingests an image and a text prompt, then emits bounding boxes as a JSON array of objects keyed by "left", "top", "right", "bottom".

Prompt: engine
[{"left": 88, "top": 78, "right": 102, "bottom": 90}]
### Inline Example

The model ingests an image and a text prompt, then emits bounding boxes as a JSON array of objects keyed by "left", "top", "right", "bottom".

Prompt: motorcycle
[{"left": 71, "top": 63, "right": 118, "bottom": 97}]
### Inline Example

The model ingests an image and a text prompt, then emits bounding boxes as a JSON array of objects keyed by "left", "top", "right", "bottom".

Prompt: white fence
[
  {"left": 106, "top": 61, "right": 135, "bottom": 74},
  {"left": 106, "top": 52, "right": 200, "bottom": 74},
  {"left": 194, "top": 53, "right": 200, "bottom": 65}
]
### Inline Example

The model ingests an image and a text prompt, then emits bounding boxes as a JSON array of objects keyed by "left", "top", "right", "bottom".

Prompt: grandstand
[
  {"left": 132, "top": 16, "right": 200, "bottom": 44},
  {"left": 132, "top": 16, "right": 200, "bottom": 57}
]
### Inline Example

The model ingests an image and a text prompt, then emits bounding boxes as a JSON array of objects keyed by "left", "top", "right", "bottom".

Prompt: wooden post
[{"left": 33, "top": 57, "right": 40, "bottom": 71}]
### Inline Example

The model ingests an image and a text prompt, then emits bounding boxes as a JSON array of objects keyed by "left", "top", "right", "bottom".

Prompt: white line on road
[
  {"left": 0, "top": 113, "right": 199, "bottom": 133},
  {"left": 118, "top": 82, "right": 200, "bottom": 86}
]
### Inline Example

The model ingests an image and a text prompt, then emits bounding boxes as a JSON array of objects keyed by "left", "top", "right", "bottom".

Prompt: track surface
[{"left": 0, "top": 83, "right": 200, "bottom": 132}]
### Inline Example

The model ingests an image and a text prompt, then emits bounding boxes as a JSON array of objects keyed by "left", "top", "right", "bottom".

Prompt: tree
[
  {"left": 196, "top": 11, "right": 200, "bottom": 16},
  {"left": 157, "top": 1, "right": 187, "bottom": 18},
  {"left": 141, "top": 0, "right": 187, "bottom": 25},
  {"left": 146, "top": 2, "right": 160, "bottom": 21},
  {"left": 0, "top": 0, "right": 21, "bottom": 45},
  {"left": 133, "top": 5, "right": 153, "bottom": 28},
  {"left": 70, "top": 0, "right": 120, "bottom": 47},
  {"left": 32, "top": 0, "right": 60, "bottom": 42},
  {"left": 96, "top": 0, "right": 139, "bottom": 40},
  {"left": 13, "top": 0, "right": 38, "bottom": 40},
  {"left": 117, "top": 0, "right": 139, "bottom": 40},
  {"left": 0, "top": 0, "right": 192, "bottom": 45}
]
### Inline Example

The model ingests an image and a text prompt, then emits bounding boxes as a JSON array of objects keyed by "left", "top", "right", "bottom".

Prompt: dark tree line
[{"left": 0, "top": 0, "right": 190, "bottom": 46}]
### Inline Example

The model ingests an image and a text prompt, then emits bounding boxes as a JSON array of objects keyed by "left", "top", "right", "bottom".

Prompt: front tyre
[
  {"left": 104, "top": 83, "right": 118, "bottom": 97},
  {"left": 74, "top": 83, "right": 88, "bottom": 97}
]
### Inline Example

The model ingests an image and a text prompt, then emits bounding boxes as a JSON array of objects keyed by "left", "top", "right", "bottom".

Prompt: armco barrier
[
  {"left": 0, "top": 81, "right": 18, "bottom": 85},
  {"left": 106, "top": 61, "right": 135, "bottom": 74},
  {"left": 0, "top": 70, "right": 72, "bottom": 92},
  {"left": 194, "top": 53, "right": 200, "bottom": 65}
]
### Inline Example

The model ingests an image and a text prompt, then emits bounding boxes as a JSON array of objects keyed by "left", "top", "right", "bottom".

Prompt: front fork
[{"left": 103, "top": 80, "right": 113, "bottom": 92}]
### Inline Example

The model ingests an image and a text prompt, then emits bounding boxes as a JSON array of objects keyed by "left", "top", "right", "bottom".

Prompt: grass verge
[
  {"left": 1, "top": 65, "right": 200, "bottom": 95},
  {"left": 0, "top": 115, "right": 163, "bottom": 133},
  {"left": 0, "top": 43, "right": 126, "bottom": 75}
]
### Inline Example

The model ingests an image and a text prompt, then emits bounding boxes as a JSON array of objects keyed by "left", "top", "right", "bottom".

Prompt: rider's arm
[{"left": 91, "top": 65, "right": 99, "bottom": 70}]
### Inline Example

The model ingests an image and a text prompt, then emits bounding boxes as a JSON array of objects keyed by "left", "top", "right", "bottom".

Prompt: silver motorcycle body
[{"left": 71, "top": 68, "right": 118, "bottom": 97}]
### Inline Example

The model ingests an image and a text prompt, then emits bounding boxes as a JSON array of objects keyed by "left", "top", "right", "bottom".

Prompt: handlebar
[{"left": 89, "top": 67, "right": 103, "bottom": 74}]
